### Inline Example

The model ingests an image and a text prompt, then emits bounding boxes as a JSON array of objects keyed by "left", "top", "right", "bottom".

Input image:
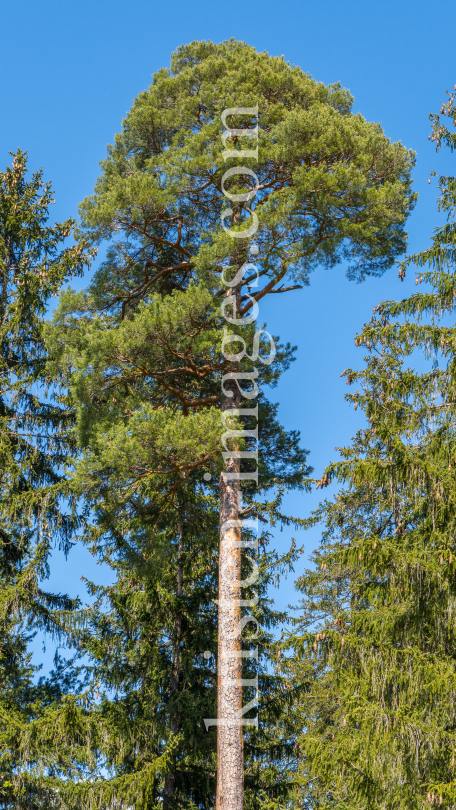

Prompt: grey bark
[{"left": 216, "top": 280, "right": 244, "bottom": 810}]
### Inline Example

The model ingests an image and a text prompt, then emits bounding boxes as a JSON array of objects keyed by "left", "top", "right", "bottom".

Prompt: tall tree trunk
[
  {"left": 164, "top": 522, "right": 183, "bottom": 806},
  {"left": 217, "top": 280, "right": 244, "bottom": 810}
]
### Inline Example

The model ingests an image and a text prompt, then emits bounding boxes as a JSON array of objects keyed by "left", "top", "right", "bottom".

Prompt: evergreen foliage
[
  {"left": 77, "top": 38, "right": 416, "bottom": 295},
  {"left": 0, "top": 150, "right": 93, "bottom": 807},
  {"left": 285, "top": 91, "right": 456, "bottom": 810}
]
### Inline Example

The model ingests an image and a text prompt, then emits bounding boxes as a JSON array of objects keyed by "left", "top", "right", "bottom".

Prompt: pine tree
[
  {"left": 286, "top": 88, "right": 456, "bottom": 810},
  {"left": 0, "top": 150, "right": 93, "bottom": 806},
  {"left": 56, "top": 39, "right": 415, "bottom": 809}
]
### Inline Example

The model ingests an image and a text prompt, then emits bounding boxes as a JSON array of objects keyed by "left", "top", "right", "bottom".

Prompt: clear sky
[{"left": 3, "top": 0, "right": 456, "bottom": 664}]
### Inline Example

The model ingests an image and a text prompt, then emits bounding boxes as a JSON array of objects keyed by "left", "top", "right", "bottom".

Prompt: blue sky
[{"left": 3, "top": 0, "right": 456, "bottom": 662}]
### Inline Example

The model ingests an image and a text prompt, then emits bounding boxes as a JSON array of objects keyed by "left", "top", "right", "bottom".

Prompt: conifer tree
[
  {"left": 56, "top": 39, "right": 415, "bottom": 809},
  {"left": 47, "top": 258, "right": 309, "bottom": 808},
  {"left": 0, "top": 150, "right": 93, "bottom": 806},
  {"left": 285, "top": 88, "right": 456, "bottom": 810}
]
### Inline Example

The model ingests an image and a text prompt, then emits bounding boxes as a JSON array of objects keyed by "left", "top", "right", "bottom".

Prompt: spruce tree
[
  {"left": 0, "top": 150, "right": 93, "bottom": 806},
  {"left": 286, "top": 88, "right": 456, "bottom": 810},
  {"left": 56, "top": 39, "right": 415, "bottom": 809}
]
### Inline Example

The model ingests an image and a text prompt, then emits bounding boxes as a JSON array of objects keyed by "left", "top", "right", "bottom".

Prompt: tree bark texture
[{"left": 217, "top": 281, "right": 244, "bottom": 810}]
